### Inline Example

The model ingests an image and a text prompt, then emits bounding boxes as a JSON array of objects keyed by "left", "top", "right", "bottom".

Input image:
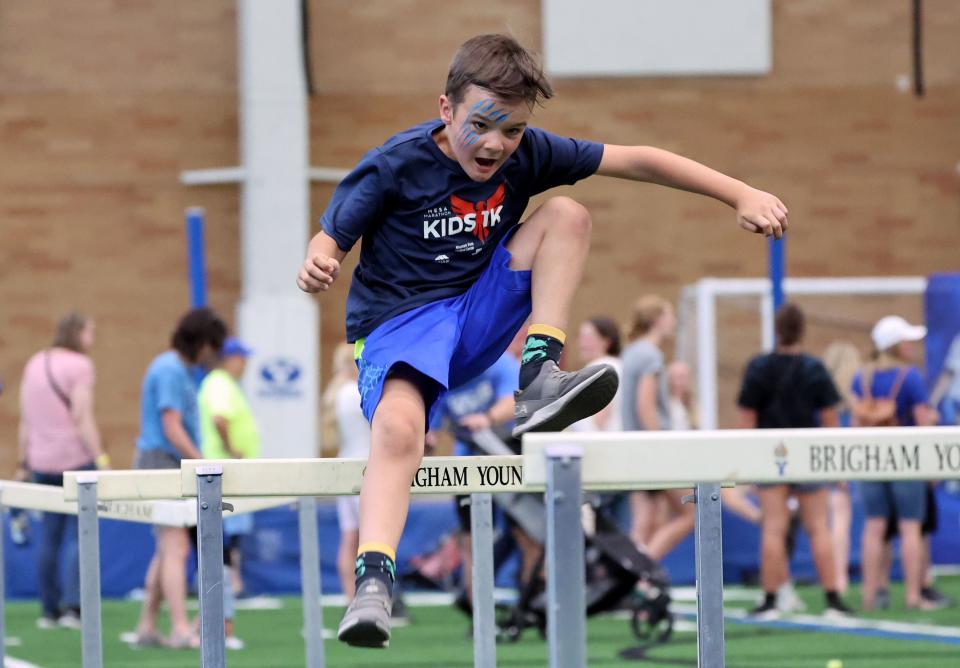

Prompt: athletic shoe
[
  {"left": 748, "top": 600, "right": 781, "bottom": 621},
  {"left": 921, "top": 586, "right": 954, "bottom": 609},
  {"left": 36, "top": 615, "right": 59, "bottom": 630},
  {"left": 225, "top": 635, "right": 245, "bottom": 650},
  {"left": 57, "top": 610, "right": 82, "bottom": 630},
  {"left": 512, "top": 361, "right": 618, "bottom": 436},
  {"left": 391, "top": 593, "right": 411, "bottom": 628},
  {"left": 823, "top": 599, "right": 854, "bottom": 618},
  {"left": 776, "top": 581, "right": 806, "bottom": 613},
  {"left": 337, "top": 579, "right": 392, "bottom": 648},
  {"left": 874, "top": 588, "right": 891, "bottom": 610}
]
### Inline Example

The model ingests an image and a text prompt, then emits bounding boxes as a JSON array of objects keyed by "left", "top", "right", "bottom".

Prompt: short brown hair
[
  {"left": 446, "top": 34, "right": 553, "bottom": 107},
  {"left": 629, "top": 295, "right": 671, "bottom": 340},
  {"left": 52, "top": 311, "right": 89, "bottom": 353},
  {"left": 775, "top": 303, "right": 805, "bottom": 346}
]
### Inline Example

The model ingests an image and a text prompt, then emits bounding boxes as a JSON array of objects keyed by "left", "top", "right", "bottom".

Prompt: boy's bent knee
[
  {"left": 371, "top": 411, "right": 423, "bottom": 460},
  {"left": 543, "top": 196, "right": 592, "bottom": 235}
]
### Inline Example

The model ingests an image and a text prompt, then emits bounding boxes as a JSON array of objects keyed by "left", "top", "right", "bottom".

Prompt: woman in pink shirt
[{"left": 17, "top": 312, "right": 107, "bottom": 629}]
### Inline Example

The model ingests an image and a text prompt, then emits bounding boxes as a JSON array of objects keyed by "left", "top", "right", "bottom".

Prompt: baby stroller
[{"left": 468, "top": 428, "right": 673, "bottom": 649}]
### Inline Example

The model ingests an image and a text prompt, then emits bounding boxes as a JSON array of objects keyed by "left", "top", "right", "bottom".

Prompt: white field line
[
  {"left": 5, "top": 657, "right": 43, "bottom": 668},
  {"left": 671, "top": 602, "right": 960, "bottom": 639}
]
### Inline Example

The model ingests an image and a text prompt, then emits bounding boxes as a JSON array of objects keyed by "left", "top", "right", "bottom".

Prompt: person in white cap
[{"left": 852, "top": 315, "right": 938, "bottom": 611}]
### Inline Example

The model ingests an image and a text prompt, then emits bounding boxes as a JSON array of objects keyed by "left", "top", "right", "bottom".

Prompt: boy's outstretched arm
[
  {"left": 597, "top": 145, "right": 788, "bottom": 239},
  {"left": 297, "top": 229, "right": 348, "bottom": 293}
]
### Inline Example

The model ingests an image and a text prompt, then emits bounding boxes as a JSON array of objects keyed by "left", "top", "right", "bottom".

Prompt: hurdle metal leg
[
  {"left": 545, "top": 444, "right": 586, "bottom": 668},
  {"left": 298, "top": 497, "right": 325, "bottom": 668},
  {"left": 0, "top": 496, "right": 6, "bottom": 668},
  {"left": 76, "top": 476, "right": 103, "bottom": 668},
  {"left": 694, "top": 483, "right": 725, "bottom": 668},
  {"left": 196, "top": 466, "right": 226, "bottom": 667},
  {"left": 469, "top": 493, "right": 496, "bottom": 668}
]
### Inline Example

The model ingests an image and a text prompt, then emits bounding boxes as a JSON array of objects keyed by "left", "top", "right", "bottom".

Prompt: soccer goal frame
[{"left": 677, "top": 276, "right": 928, "bottom": 430}]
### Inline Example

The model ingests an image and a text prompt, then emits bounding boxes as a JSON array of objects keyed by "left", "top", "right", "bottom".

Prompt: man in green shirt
[
  {"left": 199, "top": 337, "right": 260, "bottom": 460},
  {"left": 198, "top": 337, "right": 260, "bottom": 646}
]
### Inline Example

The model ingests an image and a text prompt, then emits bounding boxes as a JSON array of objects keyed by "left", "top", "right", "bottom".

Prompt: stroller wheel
[
  {"left": 630, "top": 595, "right": 673, "bottom": 647},
  {"left": 534, "top": 611, "right": 548, "bottom": 640}
]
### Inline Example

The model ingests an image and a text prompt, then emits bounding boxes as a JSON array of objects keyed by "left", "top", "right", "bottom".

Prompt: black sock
[
  {"left": 762, "top": 592, "right": 776, "bottom": 608},
  {"left": 355, "top": 551, "right": 396, "bottom": 596},
  {"left": 825, "top": 590, "right": 842, "bottom": 606},
  {"left": 519, "top": 333, "right": 564, "bottom": 389}
]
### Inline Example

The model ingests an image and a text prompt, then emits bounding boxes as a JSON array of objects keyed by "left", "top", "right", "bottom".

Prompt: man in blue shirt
[
  {"left": 130, "top": 307, "right": 226, "bottom": 649},
  {"left": 298, "top": 34, "right": 790, "bottom": 648}
]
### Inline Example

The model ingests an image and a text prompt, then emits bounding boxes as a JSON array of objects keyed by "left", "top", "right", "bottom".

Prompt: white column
[{"left": 237, "top": 0, "right": 318, "bottom": 458}]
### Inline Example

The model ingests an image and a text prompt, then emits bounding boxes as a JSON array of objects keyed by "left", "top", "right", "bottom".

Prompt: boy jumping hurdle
[{"left": 297, "top": 34, "right": 788, "bottom": 648}]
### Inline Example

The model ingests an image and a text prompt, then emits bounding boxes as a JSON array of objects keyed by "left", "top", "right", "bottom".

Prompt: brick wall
[{"left": 2, "top": 1, "right": 959, "bottom": 469}]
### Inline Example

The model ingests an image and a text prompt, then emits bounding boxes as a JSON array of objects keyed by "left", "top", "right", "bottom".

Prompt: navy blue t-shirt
[{"left": 320, "top": 119, "right": 604, "bottom": 341}]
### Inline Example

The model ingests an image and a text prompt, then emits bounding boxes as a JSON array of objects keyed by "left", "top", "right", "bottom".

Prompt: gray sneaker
[
  {"left": 512, "top": 361, "right": 618, "bottom": 437},
  {"left": 337, "top": 579, "right": 393, "bottom": 648}
]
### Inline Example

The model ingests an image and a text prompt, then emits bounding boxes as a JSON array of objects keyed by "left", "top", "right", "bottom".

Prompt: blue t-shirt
[
  {"left": 321, "top": 120, "right": 604, "bottom": 341},
  {"left": 431, "top": 354, "right": 519, "bottom": 456},
  {"left": 136, "top": 350, "right": 200, "bottom": 456},
  {"left": 851, "top": 366, "right": 927, "bottom": 427}
]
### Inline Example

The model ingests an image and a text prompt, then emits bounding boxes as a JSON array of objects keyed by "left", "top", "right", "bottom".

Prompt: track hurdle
[
  {"left": 59, "top": 471, "right": 295, "bottom": 668},
  {"left": 523, "top": 426, "right": 960, "bottom": 668},
  {"left": 179, "top": 456, "right": 528, "bottom": 668},
  {"left": 58, "top": 425, "right": 960, "bottom": 668},
  {"left": 0, "top": 478, "right": 209, "bottom": 668}
]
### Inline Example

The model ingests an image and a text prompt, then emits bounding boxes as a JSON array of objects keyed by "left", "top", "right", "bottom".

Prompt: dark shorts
[
  {"left": 757, "top": 482, "right": 830, "bottom": 494},
  {"left": 861, "top": 481, "right": 926, "bottom": 521},
  {"left": 356, "top": 230, "right": 531, "bottom": 426},
  {"left": 883, "top": 484, "right": 938, "bottom": 540},
  {"left": 133, "top": 448, "right": 181, "bottom": 470}
]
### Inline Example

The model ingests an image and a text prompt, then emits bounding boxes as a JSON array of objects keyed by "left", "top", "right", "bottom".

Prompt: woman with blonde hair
[
  {"left": 323, "top": 342, "right": 371, "bottom": 600},
  {"left": 620, "top": 295, "right": 695, "bottom": 558},
  {"left": 852, "top": 317, "right": 938, "bottom": 610},
  {"left": 821, "top": 340, "right": 863, "bottom": 595}
]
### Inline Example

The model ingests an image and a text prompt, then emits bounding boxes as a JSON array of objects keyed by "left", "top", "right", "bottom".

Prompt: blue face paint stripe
[{"left": 467, "top": 133, "right": 479, "bottom": 146}]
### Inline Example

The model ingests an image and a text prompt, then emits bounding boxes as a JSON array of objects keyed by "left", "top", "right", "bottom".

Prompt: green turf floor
[{"left": 4, "top": 577, "right": 958, "bottom": 667}]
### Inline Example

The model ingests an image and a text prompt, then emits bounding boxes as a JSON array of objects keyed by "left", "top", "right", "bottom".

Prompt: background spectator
[
  {"left": 621, "top": 295, "right": 695, "bottom": 559},
  {"left": 737, "top": 303, "right": 851, "bottom": 619},
  {"left": 198, "top": 335, "right": 260, "bottom": 649},
  {"left": 572, "top": 315, "right": 623, "bottom": 432},
  {"left": 822, "top": 339, "right": 864, "bottom": 594},
  {"left": 323, "top": 342, "right": 369, "bottom": 602},
  {"left": 17, "top": 311, "right": 107, "bottom": 629},
  {"left": 853, "top": 315, "right": 938, "bottom": 610},
  {"left": 130, "top": 307, "right": 225, "bottom": 649}
]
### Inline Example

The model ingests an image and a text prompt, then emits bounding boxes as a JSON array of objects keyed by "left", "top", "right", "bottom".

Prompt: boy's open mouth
[{"left": 475, "top": 157, "right": 496, "bottom": 168}]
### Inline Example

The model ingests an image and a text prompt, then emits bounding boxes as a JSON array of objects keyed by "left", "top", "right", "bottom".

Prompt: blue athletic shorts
[
  {"left": 860, "top": 480, "right": 927, "bottom": 521},
  {"left": 355, "top": 233, "right": 531, "bottom": 426}
]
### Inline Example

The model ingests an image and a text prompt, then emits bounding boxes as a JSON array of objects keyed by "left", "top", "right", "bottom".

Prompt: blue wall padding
[
  {"left": 924, "top": 273, "right": 960, "bottom": 392},
  {"left": 5, "top": 490, "right": 959, "bottom": 599}
]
